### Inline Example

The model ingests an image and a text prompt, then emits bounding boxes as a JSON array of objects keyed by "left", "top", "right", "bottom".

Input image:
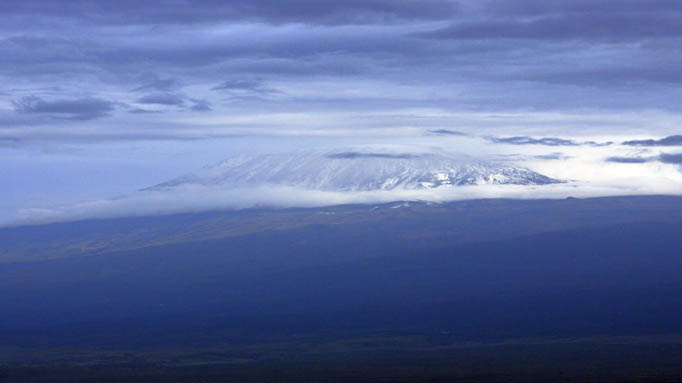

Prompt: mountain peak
[{"left": 148, "top": 148, "right": 560, "bottom": 192}]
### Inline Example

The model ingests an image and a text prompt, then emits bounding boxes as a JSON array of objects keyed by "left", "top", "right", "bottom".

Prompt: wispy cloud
[
  {"left": 189, "top": 98, "right": 212, "bottom": 112},
  {"left": 659, "top": 153, "right": 682, "bottom": 164},
  {"left": 428, "top": 129, "right": 467, "bottom": 136},
  {"left": 534, "top": 152, "right": 570, "bottom": 160},
  {"left": 12, "top": 96, "right": 116, "bottom": 120},
  {"left": 622, "top": 135, "right": 682, "bottom": 147},
  {"left": 135, "top": 93, "right": 185, "bottom": 106},
  {"left": 605, "top": 156, "right": 650, "bottom": 164},
  {"left": 132, "top": 76, "right": 182, "bottom": 92},
  {"left": 605, "top": 152, "right": 682, "bottom": 164},
  {"left": 487, "top": 136, "right": 612, "bottom": 147}
]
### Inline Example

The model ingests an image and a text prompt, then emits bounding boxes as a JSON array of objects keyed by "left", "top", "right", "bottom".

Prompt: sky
[{"left": 1, "top": 0, "right": 682, "bottom": 224}]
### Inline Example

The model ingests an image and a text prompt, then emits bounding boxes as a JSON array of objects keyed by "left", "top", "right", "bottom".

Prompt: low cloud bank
[
  {"left": 4, "top": 140, "right": 682, "bottom": 227},
  {"left": 6, "top": 178, "right": 682, "bottom": 227}
]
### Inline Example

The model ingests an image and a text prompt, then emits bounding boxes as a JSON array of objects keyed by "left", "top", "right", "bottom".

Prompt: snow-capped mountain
[{"left": 147, "top": 149, "right": 560, "bottom": 192}]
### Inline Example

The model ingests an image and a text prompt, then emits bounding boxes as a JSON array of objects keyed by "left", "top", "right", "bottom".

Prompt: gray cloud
[
  {"left": 489, "top": 136, "right": 612, "bottom": 147},
  {"left": 525, "top": 65, "right": 682, "bottom": 87},
  {"left": 0, "top": 0, "right": 459, "bottom": 26},
  {"left": 12, "top": 96, "right": 115, "bottom": 120},
  {"left": 0, "top": 137, "right": 20, "bottom": 148},
  {"left": 622, "top": 135, "right": 682, "bottom": 147},
  {"left": 135, "top": 93, "right": 185, "bottom": 106},
  {"left": 211, "top": 79, "right": 281, "bottom": 95},
  {"left": 420, "top": 15, "right": 682, "bottom": 41},
  {"left": 326, "top": 152, "right": 420, "bottom": 160},
  {"left": 429, "top": 129, "right": 467, "bottom": 136},
  {"left": 421, "top": 0, "right": 682, "bottom": 42},
  {"left": 0, "top": 0, "right": 681, "bottom": 147},
  {"left": 488, "top": 136, "right": 578, "bottom": 146},
  {"left": 128, "top": 108, "right": 161, "bottom": 114},
  {"left": 190, "top": 98, "right": 212, "bottom": 112},
  {"left": 659, "top": 153, "right": 682, "bottom": 164},
  {"left": 606, "top": 156, "right": 650, "bottom": 164},
  {"left": 132, "top": 76, "right": 182, "bottom": 92},
  {"left": 488, "top": 0, "right": 682, "bottom": 16},
  {"left": 605, "top": 152, "right": 682, "bottom": 164},
  {"left": 535, "top": 152, "right": 570, "bottom": 161}
]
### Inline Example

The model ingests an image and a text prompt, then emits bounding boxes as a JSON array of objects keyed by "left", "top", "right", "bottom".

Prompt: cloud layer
[
  {"left": 1, "top": 0, "right": 681, "bottom": 145},
  {"left": 1, "top": 1, "right": 682, "bottom": 225}
]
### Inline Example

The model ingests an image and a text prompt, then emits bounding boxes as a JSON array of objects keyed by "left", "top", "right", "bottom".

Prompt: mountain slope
[
  {"left": 2, "top": 196, "right": 681, "bottom": 263},
  {"left": 147, "top": 149, "right": 559, "bottom": 192}
]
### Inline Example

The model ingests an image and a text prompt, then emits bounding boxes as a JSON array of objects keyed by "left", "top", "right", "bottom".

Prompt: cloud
[
  {"left": 0, "top": 137, "right": 20, "bottom": 148},
  {"left": 525, "top": 66, "right": 682, "bottom": 86},
  {"left": 132, "top": 76, "right": 182, "bottom": 92},
  {"left": 534, "top": 152, "right": 569, "bottom": 161},
  {"left": 488, "top": 136, "right": 612, "bottom": 147},
  {"left": 190, "top": 98, "right": 212, "bottom": 112},
  {"left": 604, "top": 152, "right": 682, "bottom": 164},
  {"left": 326, "top": 152, "right": 420, "bottom": 159},
  {"left": 418, "top": 10, "right": 682, "bottom": 42},
  {"left": 0, "top": 0, "right": 459, "bottom": 26},
  {"left": 488, "top": 136, "right": 578, "bottom": 146},
  {"left": 487, "top": 0, "right": 682, "bottom": 16},
  {"left": 9, "top": 177, "right": 682, "bottom": 227},
  {"left": 5, "top": 141, "right": 682, "bottom": 226},
  {"left": 622, "top": 135, "right": 682, "bottom": 147},
  {"left": 128, "top": 108, "right": 161, "bottom": 114},
  {"left": 211, "top": 79, "right": 280, "bottom": 95},
  {"left": 428, "top": 129, "right": 467, "bottom": 136},
  {"left": 584, "top": 141, "right": 613, "bottom": 147},
  {"left": 659, "top": 153, "right": 682, "bottom": 164},
  {"left": 12, "top": 96, "right": 115, "bottom": 120},
  {"left": 605, "top": 156, "right": 650, "bottom": 164},
  {"left": 135, "top": 93, "right": 185, "bottom": 106}
]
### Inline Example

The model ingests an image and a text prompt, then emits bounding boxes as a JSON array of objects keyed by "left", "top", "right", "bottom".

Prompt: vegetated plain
[{"left": 1, "top": 195, "right": 682, "bottom": 382}]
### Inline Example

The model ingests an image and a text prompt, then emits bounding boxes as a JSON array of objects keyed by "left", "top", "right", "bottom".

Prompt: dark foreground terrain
[{"left": 1, "top": 196, "right": 682, "bottom": 382}]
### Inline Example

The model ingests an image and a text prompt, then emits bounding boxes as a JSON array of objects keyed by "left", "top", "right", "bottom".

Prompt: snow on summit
[{"left": 148, "top": 148, "right": 560, "bottom": 192}]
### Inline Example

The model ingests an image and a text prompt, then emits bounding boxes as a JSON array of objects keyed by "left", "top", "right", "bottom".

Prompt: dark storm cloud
[
  {"left": 622, "top": 135, "right": 682, "bottom": 147},
  {"left": 0, "top": 0, "right": 458, "bottom": 25},
  {"left": 135, "top": 93, "right": 185, "bottom": 107},
  {"left": 12, "top": 96, "right": 115, "bottom": 120}
]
